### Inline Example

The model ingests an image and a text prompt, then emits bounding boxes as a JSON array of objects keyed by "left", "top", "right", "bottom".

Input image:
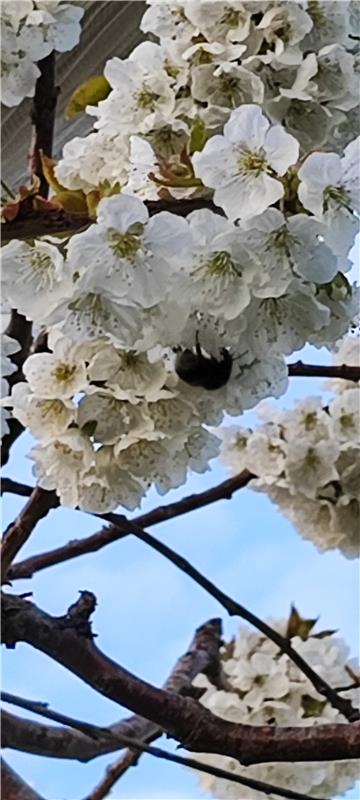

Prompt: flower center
[
  {"left": 164, "top": 59, "right": 180, "bottom": 79},
  {"left": 52, "top": 362, "right": 77, "bottom": 384},
  {"left": 324, "top": 185, "right": 352, "bottom": 213},
  {"left": 238, "top": 148, "right": 268, "bottom": 177},
  {"left": 30, "top": 251, "right": 53, "bottom": 275},
  {"left": 339, "top": 413, "right": 355, "bottom": 431},
  {"left": 307, "top": 0, "right": 327, "bottom": 29},
  {"left": 205, "top": 250, "right": 238, "bottom": 277},
  {"left": 136, "top": 86, "right": 161, "bottom": 111},
  {"left": 110, "top": 231, "right": 141, "bottom": 262},
  {"left": 42, "top": 399, "right": 67, "bottom": 418},
  {"left": 303, "top": 411, "right": 318, "bottom": 431},
  {"left": 190, "top": 48, "right": 214, "bottom": 66},
  {"left": 219, "top": 74, "right": 243, "bottom": 106},
  {"left": 221, "top": 8, "right": 244, "bottom": 28},
  {"left": 305, "top": 447, "right": 320, "bottom": 470},
  {"left": 68, "top": 293, "right": 109, "bottom": 327}
]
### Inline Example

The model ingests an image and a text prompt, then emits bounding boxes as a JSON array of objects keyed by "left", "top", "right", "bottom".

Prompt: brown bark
[
  {"left": 2, "top": 593, "right": 359, "bottom": 765},
  {"left": 1, "top": 758, "right": 46, "bottom": 800},
  {"left": 7, "top": 470, "right": 253, "bottom": 580},
  {"left": 2, "top": 618, "right": 223, "bottom": 761},
  {"left": 1, "top": 488, "right": 59, "bottom": 583}
]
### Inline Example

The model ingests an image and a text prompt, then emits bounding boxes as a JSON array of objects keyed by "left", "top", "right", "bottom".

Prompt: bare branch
[
  {"left": 2, "top": 618, "right": 223, "bottom": 761},
  {"left": 1, "top": 197, "right": 222, "bottom": 244},
  {"left": 29, "top": 52, "right": 57, "bottom": 197},
  {"left": 1, "top": 488, "right": 59, "bottom": 583},
  {"left": 1, "top": 697, "right": 328, "bottom": 800},
  {"left": 1, "top": 757, "right": 46, "bottom": 800},
  {"left": 288, "top": 362, "right": 360, "bottom": 382},
  {"left": 3, "top": 479, "right": 358, "bottom": 721},
  {"left": 2, "top": 592, "right": 360, "bottom": 763},
  {"left": 6, "top": 470, "right": 253, "bottom": 580}
]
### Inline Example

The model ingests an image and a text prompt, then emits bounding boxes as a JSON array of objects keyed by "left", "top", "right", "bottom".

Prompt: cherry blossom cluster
[
  {"left": 1, "top": 0, "right": 84, "bottom": 107},
  {"left": 191, "top": 614, "right": 360, "bottom": 799},
  {"left": 1, "top": 1, "right": 359, "bottom": 512},
  {"left": 220, "top": 339, "right": 360, "bottom": 558},
  {"left": 1, "top": 333, "right": 21, "bottom": 439},
  {"left": 55, "top": 0, "right": 359, "bottom": 193}
]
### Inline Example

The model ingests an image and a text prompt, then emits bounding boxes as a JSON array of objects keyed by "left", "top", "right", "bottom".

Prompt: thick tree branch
[
  {"left": 1, "top": 488, "right": 59, "bottom": 583},
  {"left": 2, "top": 592, "right": 360, "bottom": 764},
  {"left": 0, "top": 198, "right": 222, "bottom": 243},
  {"left": 0, "top": 698, "right": 327, "bottom": 800},
  {"left": 2, "top": 618, "right": 223, "bottom": 761},
  {"left": 6, "top": 470, "right": 254, "bottom": 579},
  {"left": 29, "top": 52, "right": 57, "bottom": 197},
  {"left": 1, "top": 757, "right": 46, "bottom": 800},
  {"left": 2, "top": 480, "right": 359, "bottom": 721}
]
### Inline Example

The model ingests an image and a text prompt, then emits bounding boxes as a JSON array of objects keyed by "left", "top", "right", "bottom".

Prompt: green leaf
[
  {"left": 286, "top": 605, "right": 318, "bottom": 641},
  {"left": 65, "top": 75, "right": 111, "bottom": 119},
  {"left": 189, "top": 117, "right": 208, "bottom": 154}
]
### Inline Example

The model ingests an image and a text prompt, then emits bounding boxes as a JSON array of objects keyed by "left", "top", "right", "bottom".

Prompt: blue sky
[{"left": 2, "top": 345, "right": 359, "bottom": 800}]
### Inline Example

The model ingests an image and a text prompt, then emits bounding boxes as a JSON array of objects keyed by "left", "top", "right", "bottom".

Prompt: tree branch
[
  {"left": 6, "top": 470, "right": 253, "bottom": 580},
  {"left": 2, "top": 592, "right": 360, "bottom": 764},
  {"left": 29, "top": 52, "right": 57, "bottom": 197},
  {"left": 288, "top": 362, "right": 360, "bottom": 382},
  {"left": 0, "top": 697, "right": 328, "bottom": 800},
  {"left": 3, "top": 479, "right": 359, "bottom": 721},
  {"left": 2, "top": 617, "right": 223, "bottom": 761},
  {"left": 1, "top": 488, "right": 59, "bottom": 583},
  {"left": 0, "top": 198, "right": 222, "bottom": 243},
  {"left": 1, "top": 757, "right": 46, "bottom": 800}
]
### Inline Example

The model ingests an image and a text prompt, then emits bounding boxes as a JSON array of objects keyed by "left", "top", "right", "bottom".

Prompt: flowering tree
[{"left": 1, "top": 2, "right": 359, "bottom": 799}]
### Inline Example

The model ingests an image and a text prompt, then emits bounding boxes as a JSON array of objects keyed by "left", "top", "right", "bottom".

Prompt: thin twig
[
  {"left": 1, "top": 692, "right": 329, "bottom": 800},
  {"left": 93, "top": 512, "right": 360, "bottom": 723}
]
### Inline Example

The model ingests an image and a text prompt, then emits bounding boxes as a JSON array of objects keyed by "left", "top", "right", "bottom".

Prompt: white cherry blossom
[
  {"left": 55, "top": 131, "right": 130, "bottom": 193},
  {"left": 192, "top": 618, "right": 360, "bottom": 799},
  {"left": 1, "top": 239, "right": 72, "bottom": 323},
  {"left": 184, "top": 208, "right": 259, "bottom": 319},
  {"left": 140, "top": 1, "right": 195, "bottom": 41},
  {"left": 88, "top": 56, "right": 176, "bottom": 135},
  {"left": 256, "top": 2, "right": 313, "bottom": 65},
  {"left": 241, "top": 208, "right": 338, "bottom": 292},
  {"left": 7, "top": 382, "right": 76, "bottom": 441},
  {"left": 66, "top": 194, "right": 190, "bottom": 309},
  {"left": 1, "top": 334, "right": 21, "bottom": 439},
  {"left": 23, "top": 349, "right": 88, "bottom": 400},
  {"left": 29, "top": 430, "right": 94, "bottom": 507},
  {"left": 192, "top": 104, "right": 299, "bottom": 220}
]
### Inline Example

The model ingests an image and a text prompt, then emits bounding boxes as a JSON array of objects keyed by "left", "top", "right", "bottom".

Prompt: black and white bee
[{"left": 175, "top": 334, "right": 233, "bottom": 391}]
